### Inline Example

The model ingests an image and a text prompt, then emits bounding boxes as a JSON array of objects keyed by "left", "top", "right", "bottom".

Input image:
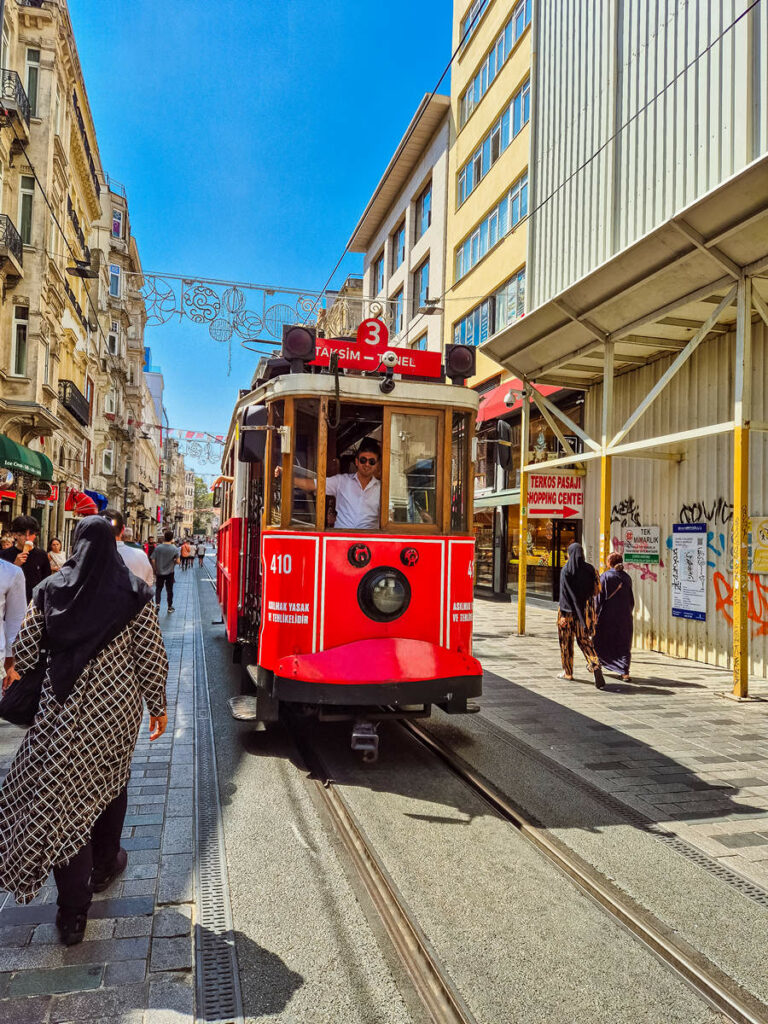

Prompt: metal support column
[
  {"left": 599, "top": 343, "right": 614, "bottom": 569},
  {"left": 732, "top": 276, "right": 752, "bottom": 698},
  {"left": 517, "top": 387, "right": 530, "bottom": 635}
]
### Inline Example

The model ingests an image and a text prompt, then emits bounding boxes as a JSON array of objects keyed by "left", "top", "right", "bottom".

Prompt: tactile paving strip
[{"left": 193, "top": 583, "right": 244, "bottom": 1024}]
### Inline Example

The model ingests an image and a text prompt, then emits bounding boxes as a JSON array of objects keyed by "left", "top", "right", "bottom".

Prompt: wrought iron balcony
[
  {"left": 0, "top": 213, "right": 23, "bottom": 270},
  {"left": 58, "top": 379, "right": 90, "bottom": 427},
  {"left": 0, "top": 68, "right": 30, "bottom": 128}
]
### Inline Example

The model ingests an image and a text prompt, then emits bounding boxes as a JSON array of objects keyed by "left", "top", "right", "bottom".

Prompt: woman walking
[
  {"left": 0, "top": 516, "right": 168, "bottom": 945},
  {"left": 47, "top": 537, "right": 66, "bottom": 572},
  {"left": 557, "top": 542, "right": 605, "bottom": 689},
  {"left": 594, "top": 552, "right": 635, "bottom": 681}
]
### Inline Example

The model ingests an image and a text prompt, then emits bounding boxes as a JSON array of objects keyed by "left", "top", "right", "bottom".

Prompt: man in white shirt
[
  {"left": 285, "top": 438, "right": 382, "bottom": 531},
  {"left": 111, "top": 512, "right": 155, "bottom": 587},
  {"left": 1, "top": 559, "right": 26, "bottom": 689}
]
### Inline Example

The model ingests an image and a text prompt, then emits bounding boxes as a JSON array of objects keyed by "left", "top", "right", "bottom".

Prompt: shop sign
[
  {"left": 311, "top": 327, "right": 442, "bottom": 379},
  {"left": 526, "top": 472, "right": 583, "bottom": 519},
  {"left": 671, "top": 523, "right": 707, "bottom": 621},
  {"left": 623, "top": 526, "right": 660, "bottom": 564},
  {"left": 750, "top": 517, "right": 768, "bottom": 573}
]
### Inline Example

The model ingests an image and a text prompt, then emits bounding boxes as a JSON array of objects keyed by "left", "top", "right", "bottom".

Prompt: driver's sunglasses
[{"left": 358, "top": 456, "right": 378, "bottom": 466}]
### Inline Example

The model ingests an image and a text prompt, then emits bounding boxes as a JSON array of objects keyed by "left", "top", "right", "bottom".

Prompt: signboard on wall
[
  {"left": 671, "top": 523, "right": 707, "bottom": 621},
  {"left": 750, "top": 517, "right": 768, "bottom": 574},
  {"left": 526, "top": 472, "right": 583, "bottom": 519},
  {"left": 623, "top": 526, "right": 660, "bottom": 564}
]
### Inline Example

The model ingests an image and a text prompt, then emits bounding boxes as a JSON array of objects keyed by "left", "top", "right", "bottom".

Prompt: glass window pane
[
  {"left": 268, "top": 401, "right": 284, "bottom": 526},
  {"left": 479, "top": 219, "right": 488, "bottom": 257},
  {"left": 482, "top": 137, "right": 491, "bottom": 175},
  {"left": 501, "top": 109, "right": 510, "bottom": 150},
  {"left": 513, "top": 93, "right": 522, "bottom": 137},
  {"left": 521, "top": 177, "right": 528, "bottom": 217},
  {"left": 389, "top": 414, "right": 439, "bottom": 524},
  {"left": 290, "top": 399, "right": 320, "bottom": 527},
  {"left": 490, "top": 126, "right": 500, "bottom": 163},
  {"left": 498, "top": 195, "right": 509, "bottom": 235},
  {"left": 451, "top": 413, "right": 469, "bottom": 532}
]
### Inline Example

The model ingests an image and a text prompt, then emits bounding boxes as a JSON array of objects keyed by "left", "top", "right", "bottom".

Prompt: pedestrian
[
  {"left": 111, "top": 512, "right": 155, "bottom": 587},
  {"left": 557, "top": 542, "right": 605, "bottom": 689},
  {"left": 180, "top": 538, "right": 191, "bottom": 571},
  {"left": 0, "top": 558, "right": 25, "bottom": 691},
  {"left": 196, "top": 538, "right": 206, "bottom": 567},
  {"left": 151, "top": 529, "right": 179, "bottom": 612},
  {"left": 594, "top": 552, "right": 635, "bottom": 682},
  {"left": 0, "top": 516, "right": 52, "bottom": 601},
  {"left": 122, "top": 527, "right": 143, "bottom": 550},
  {"left": 0, "top": 535, "right": 12, "bottom": 550},
  {"left": 0, "top": 516, "right": 168, "bottom": 945},
  {"left": 47, "top": 537, "right": 66, "bottom": 573}
]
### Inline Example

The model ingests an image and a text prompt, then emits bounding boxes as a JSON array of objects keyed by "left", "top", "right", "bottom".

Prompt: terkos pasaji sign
[
  {"left": 526, "top": 472, "right": 584, "bottom": 519},
  {"left": 310, "top": 319, "right": 443, "bottom": 379}
]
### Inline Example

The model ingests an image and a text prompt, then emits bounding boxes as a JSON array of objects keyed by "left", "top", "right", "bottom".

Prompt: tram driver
[{"left": 281, "top": 437, "right": 381, "bottom": 531}]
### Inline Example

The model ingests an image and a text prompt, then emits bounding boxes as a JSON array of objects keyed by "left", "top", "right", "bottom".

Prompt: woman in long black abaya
[
  {"left": 594, "top": 551, "right": 635, "bottom": 681},
  {"left": 557, "top": 542, "right": 605, "bottom": 689}
]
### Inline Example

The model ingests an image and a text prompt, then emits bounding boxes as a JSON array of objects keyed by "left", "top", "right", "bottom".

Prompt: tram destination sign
[
  {"left": 310, "top": 319, "right": 443, "bottom": 379},
  {"left": 526, "top": 471, "right": 584, "bottom": 519}
]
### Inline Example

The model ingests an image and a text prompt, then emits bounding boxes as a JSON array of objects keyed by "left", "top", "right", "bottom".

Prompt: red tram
[{"left": 215, "top": 321, "right": 482, "bottom": 759}]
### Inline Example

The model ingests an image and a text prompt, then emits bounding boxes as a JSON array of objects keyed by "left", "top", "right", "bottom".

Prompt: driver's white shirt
[{"left": 326, "top": 472, "right": 380, "bottom": 530}]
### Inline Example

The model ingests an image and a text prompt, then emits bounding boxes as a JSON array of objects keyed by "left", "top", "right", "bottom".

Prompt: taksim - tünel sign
[{"left": 526, "top": 472, "right": 584, "bottom": 519}]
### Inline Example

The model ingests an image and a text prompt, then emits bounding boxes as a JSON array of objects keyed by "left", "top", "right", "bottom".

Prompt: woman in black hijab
[
  {"left": 557, "top": 542, "right": 605, "bottom": 689},
  {"left": 0, "top": 516, "right": 169, "bottom": 945}
]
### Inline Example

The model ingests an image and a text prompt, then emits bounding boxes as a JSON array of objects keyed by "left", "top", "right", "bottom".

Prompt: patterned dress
[{"left": 0, "top": 601, "right": 168, "bottom": 904}]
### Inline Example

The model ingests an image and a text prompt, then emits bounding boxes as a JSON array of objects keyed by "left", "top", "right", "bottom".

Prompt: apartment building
[
  {"left": 182, "top": 469, "right": 194, "bottom": 537},
  {"left": 348, "top": 93, "right": 450, "bottom": 353}
]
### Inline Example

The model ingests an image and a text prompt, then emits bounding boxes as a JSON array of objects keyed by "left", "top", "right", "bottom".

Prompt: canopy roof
[
  {"left": 481, "top": 156, "right": 768, "bottom": 387},
  {"left": 0, "top": 434, "right": 54, "bottom": 481}
]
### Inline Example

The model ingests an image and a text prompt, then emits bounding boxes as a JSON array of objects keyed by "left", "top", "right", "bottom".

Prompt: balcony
[
  {"left": 0, "top": 213, "right": 23, "bottom": 278},
  {"left": 0, "top": 69, "right": 30, "bottom": 131},
  {"left": 58, "top": 379, "right": 90, "bottom": 427}
]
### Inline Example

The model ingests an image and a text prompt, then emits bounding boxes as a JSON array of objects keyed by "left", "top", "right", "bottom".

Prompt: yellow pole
[
  {"left": 732, "top": 276, "right": 752, "bottom": 697},
  {"left": 599, "top": 455, "right": 613, "bottom": 571},
  {"left": 517, "top": 387, "right": 530, "bottom": 635}
]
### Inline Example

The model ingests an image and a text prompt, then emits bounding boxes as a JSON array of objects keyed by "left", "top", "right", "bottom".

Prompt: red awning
[{"left": 476, "top": 379, "right": 561, "bottom": 424}]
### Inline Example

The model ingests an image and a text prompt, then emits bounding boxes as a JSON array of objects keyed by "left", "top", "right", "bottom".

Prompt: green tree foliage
[{"left": 193, "top": 476, "right": 213, "bottom": 533}]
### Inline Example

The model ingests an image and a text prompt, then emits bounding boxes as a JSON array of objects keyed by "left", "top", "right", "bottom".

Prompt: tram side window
[
  {"left": 451, "top": 412, "right": 469, "bottom": 532},
  {"left": 268, "top": 401, "right": 284, "bottom": 526},
  {"left": 290, "top": 400, "right": 320, "bottom": 527},
  {"left": 388, "top": 413, "right": 439, "bottom": 524}
]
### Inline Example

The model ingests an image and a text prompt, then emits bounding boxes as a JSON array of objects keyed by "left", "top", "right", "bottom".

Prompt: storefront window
[
  {"left": 290, "top": 400, "right": 320, "bottom": 528},
  {"left": 451, "top": 413, "right": 469, "bottom": 532},
  {"left": 389, "top": 413, "right": 439, "bottom": 525},
  {"left": 474, "top": 508, "right": 494, "bottom": 588}
]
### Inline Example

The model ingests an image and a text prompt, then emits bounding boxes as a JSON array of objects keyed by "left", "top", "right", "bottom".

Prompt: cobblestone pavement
[
  {"left": 0, "top": 570, "right": 198, "bottom": 1023},
  {"left": 473, "top": 596, "right": 768, "bottom": 887}
]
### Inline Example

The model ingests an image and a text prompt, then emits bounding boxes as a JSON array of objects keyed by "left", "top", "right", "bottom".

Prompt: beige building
[{"left": 182, "top": 469, "right": 194, "bottom": 537}]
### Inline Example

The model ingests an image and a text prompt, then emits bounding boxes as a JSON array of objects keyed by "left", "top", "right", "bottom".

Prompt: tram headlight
[{"left": 358, "top": 567, "right": 411, "bottom": 622}]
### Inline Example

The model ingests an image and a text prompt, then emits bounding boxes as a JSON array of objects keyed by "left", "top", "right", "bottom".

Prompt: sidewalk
[
  {"left": 473, "top": 596, "right": 768, "bottom": 887},
  {"left": 0, "top": 571, "right": 197, "bottom": 1024}
]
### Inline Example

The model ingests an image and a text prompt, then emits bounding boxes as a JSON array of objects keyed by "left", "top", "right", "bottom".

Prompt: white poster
[
  {"left": 671, "top": 523, "right": 707, "bottom": 621},
  {"left": 623, "top": 526, "right": 660, "bottom": 564}
]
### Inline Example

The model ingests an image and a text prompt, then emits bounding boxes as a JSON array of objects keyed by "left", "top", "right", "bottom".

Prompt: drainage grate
[
  {"left": 475, "top": 715, "right": 768, "bottom": 911},
  {"left": 193, "top": 584, "right": 244, "bottom": 1024}
]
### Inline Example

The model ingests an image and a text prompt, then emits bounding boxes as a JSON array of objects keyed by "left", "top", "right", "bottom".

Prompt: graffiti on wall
[
  {"left": 679, "top": 497, "right": 734, "bottom": 526},
  {"left": 713, "top": 572, "right": 768, "bottom": 635}
]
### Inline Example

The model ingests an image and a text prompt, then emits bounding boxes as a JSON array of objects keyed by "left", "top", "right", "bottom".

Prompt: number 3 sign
[{"left": 357, "top": 318, "right": 389, "bottom": 347}]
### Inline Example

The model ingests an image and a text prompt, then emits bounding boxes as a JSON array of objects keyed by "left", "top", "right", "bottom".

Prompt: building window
[
  {"left": 42, "top": 339, "right": 50, "bottom": 385},
  {"left": 19, "top": 175, "right": 34, "bottom": 245},
  {"left": 105, "top": 387, "right": 117, "bottom": 415},
  {"left": 103, "top": 447, "right": 114, "bottom": 475},
  {"left": 411, "top": 333, "right": 428, "bottom": 351},
  {"left": 109, "top": 263, "right": 121, "bottom": 297},
  {"left": 391, "top": 222, "right": 405, "bottom": 271},
  {"left": 455, "top": 172, "right": 528, "bottom": 280},
  {"left": 112, "top": 209, "right": 123, "bottom": 238},
  {"left": 452, "top": 267, "right": 526, "bottom": 347},
  {"left": 54, "top": 87, "right": 61, "bottom": 136},
  {"left": 460, "top": 0, "right": 490, "bottom": 47},
  {"left": 107, "top": 319, "right": 119, "bottom": 355},
  {"left": 457, "top": 79, "right": 530, "bottom": 206},
  {"left": 25, "top": 49, "right": 40, "bottom": 117},
  {"left": 372, "top": 252, "right": 384, "bottom": 295},
  {"left": 392, "top": 289, "right": 404, "bottom": 335},
  {"left": 415, "top": 183, "right": 432, "bottom": 242},
  {"left": 459, "top": 0, "right": 531, "bottom": 127},
  {"left": 413, "top": 258, "right": 430, "bottom": 316},
  {"left": 11, "top": 306, "right": 29, "bottom": 376}
]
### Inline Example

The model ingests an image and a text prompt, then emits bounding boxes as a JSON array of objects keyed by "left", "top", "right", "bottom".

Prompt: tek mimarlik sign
[{"left": 527, "top": 472, "right": 584, "bottom": 519}]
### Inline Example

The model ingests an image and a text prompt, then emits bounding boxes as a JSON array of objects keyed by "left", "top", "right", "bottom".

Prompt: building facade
[{"left": 349, "top": 93, "right": 450, "bottom": 354}]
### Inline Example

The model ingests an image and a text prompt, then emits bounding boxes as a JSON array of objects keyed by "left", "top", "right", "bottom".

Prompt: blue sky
[{"left": 69, "top": 0, "right": 452, "bottom": 478}]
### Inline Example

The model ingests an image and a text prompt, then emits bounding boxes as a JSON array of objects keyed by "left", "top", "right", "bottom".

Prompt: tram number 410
[{"left": 270, "top": 554, "right": 292, "bottom": 575}]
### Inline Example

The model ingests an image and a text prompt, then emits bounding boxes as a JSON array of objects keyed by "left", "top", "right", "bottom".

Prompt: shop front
[{"left": 0, "top": 433, "right": 56, "bottom": 541}]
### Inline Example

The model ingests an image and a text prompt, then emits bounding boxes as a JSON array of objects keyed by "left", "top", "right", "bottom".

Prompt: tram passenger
[{"left": 280, "top": 438, "right": 381, "bottom": 531}]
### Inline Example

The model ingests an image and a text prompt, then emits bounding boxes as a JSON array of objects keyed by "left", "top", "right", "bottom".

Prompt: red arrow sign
[{"left": 529, "top": 505, "right": 579, "bottom": 519}]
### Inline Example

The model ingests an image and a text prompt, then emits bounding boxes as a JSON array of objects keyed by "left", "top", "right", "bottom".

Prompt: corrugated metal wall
[
  {"left": 530, "top": 0, "right": 768, "bottom": 308},
  {"left": 582, "top": 320, "right": 768, "bottom": 676}
]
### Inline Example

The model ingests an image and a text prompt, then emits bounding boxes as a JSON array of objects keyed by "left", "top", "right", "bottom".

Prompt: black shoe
[
  {"left": 594, "top": 667, "right": 606, "bottom": 689},
  {"left": 168, "top": 606, "right": 175, "bottom": 613},
  {"left": 56, "top": 908, "right": 87, "bottom": 946},
  {"left": 91, "top": 847, "right": 128, "bottom": 893}
]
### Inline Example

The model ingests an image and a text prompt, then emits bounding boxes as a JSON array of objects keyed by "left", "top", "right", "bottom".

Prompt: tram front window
[
  {"left": 290, "top": 400, "right": 320, "bottom": 527},
  {"left": 388, "top": 412, "right": 439, "bottom": 524}
]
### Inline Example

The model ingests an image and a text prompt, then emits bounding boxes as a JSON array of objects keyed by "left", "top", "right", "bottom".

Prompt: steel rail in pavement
[{"left": 402, "top": 719, "right": 768, "bottom": 1024}]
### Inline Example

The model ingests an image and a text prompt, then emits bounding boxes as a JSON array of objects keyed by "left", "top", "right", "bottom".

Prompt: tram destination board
[
  {"left": 311, "top": 318, "right": 443, "bottom": 379},
  {"left": 526, "top": 471, "right": 584, "bottom": 519}
]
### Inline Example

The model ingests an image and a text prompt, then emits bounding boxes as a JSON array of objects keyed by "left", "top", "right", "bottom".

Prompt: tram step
[{"left": 228, "top": 696, "right": 266, "bottom": 725}]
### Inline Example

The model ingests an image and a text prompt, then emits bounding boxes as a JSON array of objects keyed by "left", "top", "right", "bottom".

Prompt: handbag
[{"left": 0, "top": 656, "right": 47, "bottom": 727}]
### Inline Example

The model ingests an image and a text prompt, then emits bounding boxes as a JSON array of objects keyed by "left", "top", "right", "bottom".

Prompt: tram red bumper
[{"left": 273, "top": 638, "right": 482, "bottom": 706}]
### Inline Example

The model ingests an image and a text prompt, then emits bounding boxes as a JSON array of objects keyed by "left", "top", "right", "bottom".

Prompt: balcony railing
[
  {"left": 0, "top": 69, "right": 30, "bottom": 127},
  {"left": 58, "top": 379, "right": 90, "bottom": 427},
  {"left": 0, "top": 213, "right": 23, "bottom": 267}
]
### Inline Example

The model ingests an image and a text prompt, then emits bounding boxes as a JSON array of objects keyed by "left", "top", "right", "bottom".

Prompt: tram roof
[
  {"left": 481, "top": 155, "right": 768, "bottom": 387},
  {"left": 223, "top": 371, "right": 479, "bottom": 457}
]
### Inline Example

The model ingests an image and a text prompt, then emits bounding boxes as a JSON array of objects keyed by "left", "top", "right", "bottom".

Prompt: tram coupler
[{"left": 351, "top": 720, "right": 379, "bottom": 762}]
